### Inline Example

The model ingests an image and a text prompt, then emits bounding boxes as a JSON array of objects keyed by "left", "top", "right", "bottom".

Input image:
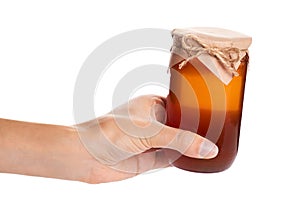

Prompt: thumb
[{"left": 149, "top": 125, "right": 218, "bottom": 159}]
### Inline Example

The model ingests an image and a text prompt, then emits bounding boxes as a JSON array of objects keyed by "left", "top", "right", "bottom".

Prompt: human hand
[
  {"left": 75, "top": 95, "right": 218, "bottom": 183},
  {"left": 0, "top": 95, "right": 218, "bottom": 184}
]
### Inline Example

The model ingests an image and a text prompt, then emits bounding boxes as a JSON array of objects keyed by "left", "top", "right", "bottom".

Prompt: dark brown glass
[{"left": 166, "top": 53, "right": 248, "bottom": 173}]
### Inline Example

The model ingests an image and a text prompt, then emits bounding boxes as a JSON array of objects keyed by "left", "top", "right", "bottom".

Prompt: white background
[{"left": 0, "top": 0, "right": 299, "bottom": 198}]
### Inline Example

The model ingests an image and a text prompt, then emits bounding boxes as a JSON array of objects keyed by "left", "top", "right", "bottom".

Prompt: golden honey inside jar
[{"left": 166, "top": 27, "right": 252, "bottom": 172}]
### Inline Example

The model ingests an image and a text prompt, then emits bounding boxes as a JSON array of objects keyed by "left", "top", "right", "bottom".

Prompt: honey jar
[{"left": 166, "top": 27, "right": 252, "bottom": 172}]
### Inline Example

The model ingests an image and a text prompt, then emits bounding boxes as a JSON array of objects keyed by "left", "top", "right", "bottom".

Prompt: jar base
[
  {"left": 167, "top": 149, "right": 237, "bottom": 173},
  {"left": 172, "top": 162, "right": 233, "bottom": 173}
]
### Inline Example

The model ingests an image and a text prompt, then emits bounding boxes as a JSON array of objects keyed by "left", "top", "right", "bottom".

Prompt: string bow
[{"left": 179, "top": 34, "right": 245, "bottom": 76}]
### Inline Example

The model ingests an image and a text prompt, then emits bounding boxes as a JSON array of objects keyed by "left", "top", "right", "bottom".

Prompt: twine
[{"left": 178, "top": 33, "right": 246, "bottom": 76}]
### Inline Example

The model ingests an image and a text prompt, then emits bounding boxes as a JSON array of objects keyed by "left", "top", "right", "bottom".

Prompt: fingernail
[
  {"left": 199, "top": 140, "right": 219, "bottom": 159},
  {"left": 151, "top": 103, "right": 166, "bottom": 124}
]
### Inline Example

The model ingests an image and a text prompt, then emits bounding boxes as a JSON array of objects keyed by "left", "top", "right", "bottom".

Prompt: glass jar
[{"left": 166, "top": 27, "right": 252, "bottom": 172}]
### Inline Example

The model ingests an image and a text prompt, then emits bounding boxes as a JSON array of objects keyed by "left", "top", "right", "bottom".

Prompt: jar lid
[
  {"left": 172, "top": 27, "right": 252, "bottom": 49},
  {"left": 171, "top": 27, "right": 252, "bottom": 85}
]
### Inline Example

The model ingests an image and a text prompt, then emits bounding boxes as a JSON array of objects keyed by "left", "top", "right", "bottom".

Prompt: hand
[
  {"left": 75, "top": 95, "right": 218, "bottom": 183},
  {"left": 0, "top": 95, "right": 218, "bottom": 184}
]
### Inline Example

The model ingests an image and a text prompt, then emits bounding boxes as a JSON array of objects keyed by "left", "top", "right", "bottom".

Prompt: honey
[{"left": 166, "top": 28, "right": 251, "bottom": 172}]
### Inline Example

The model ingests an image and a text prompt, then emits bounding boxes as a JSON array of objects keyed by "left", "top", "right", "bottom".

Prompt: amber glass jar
[{"left": 166, "top": 27, "right": 252, "bottom": 172}]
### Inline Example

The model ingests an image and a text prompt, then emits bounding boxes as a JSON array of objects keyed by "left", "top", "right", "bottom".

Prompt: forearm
[{"left": 0, "top": 118, "right": 92, "bottom": 182}]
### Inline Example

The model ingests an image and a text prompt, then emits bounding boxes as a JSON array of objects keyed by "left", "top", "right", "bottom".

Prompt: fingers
[
  {"left": 149, "top": 125, "right": 218, "bottom": 159},
  {"left": 119, "top": 95, "right": 218, "bottom": 160}
]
